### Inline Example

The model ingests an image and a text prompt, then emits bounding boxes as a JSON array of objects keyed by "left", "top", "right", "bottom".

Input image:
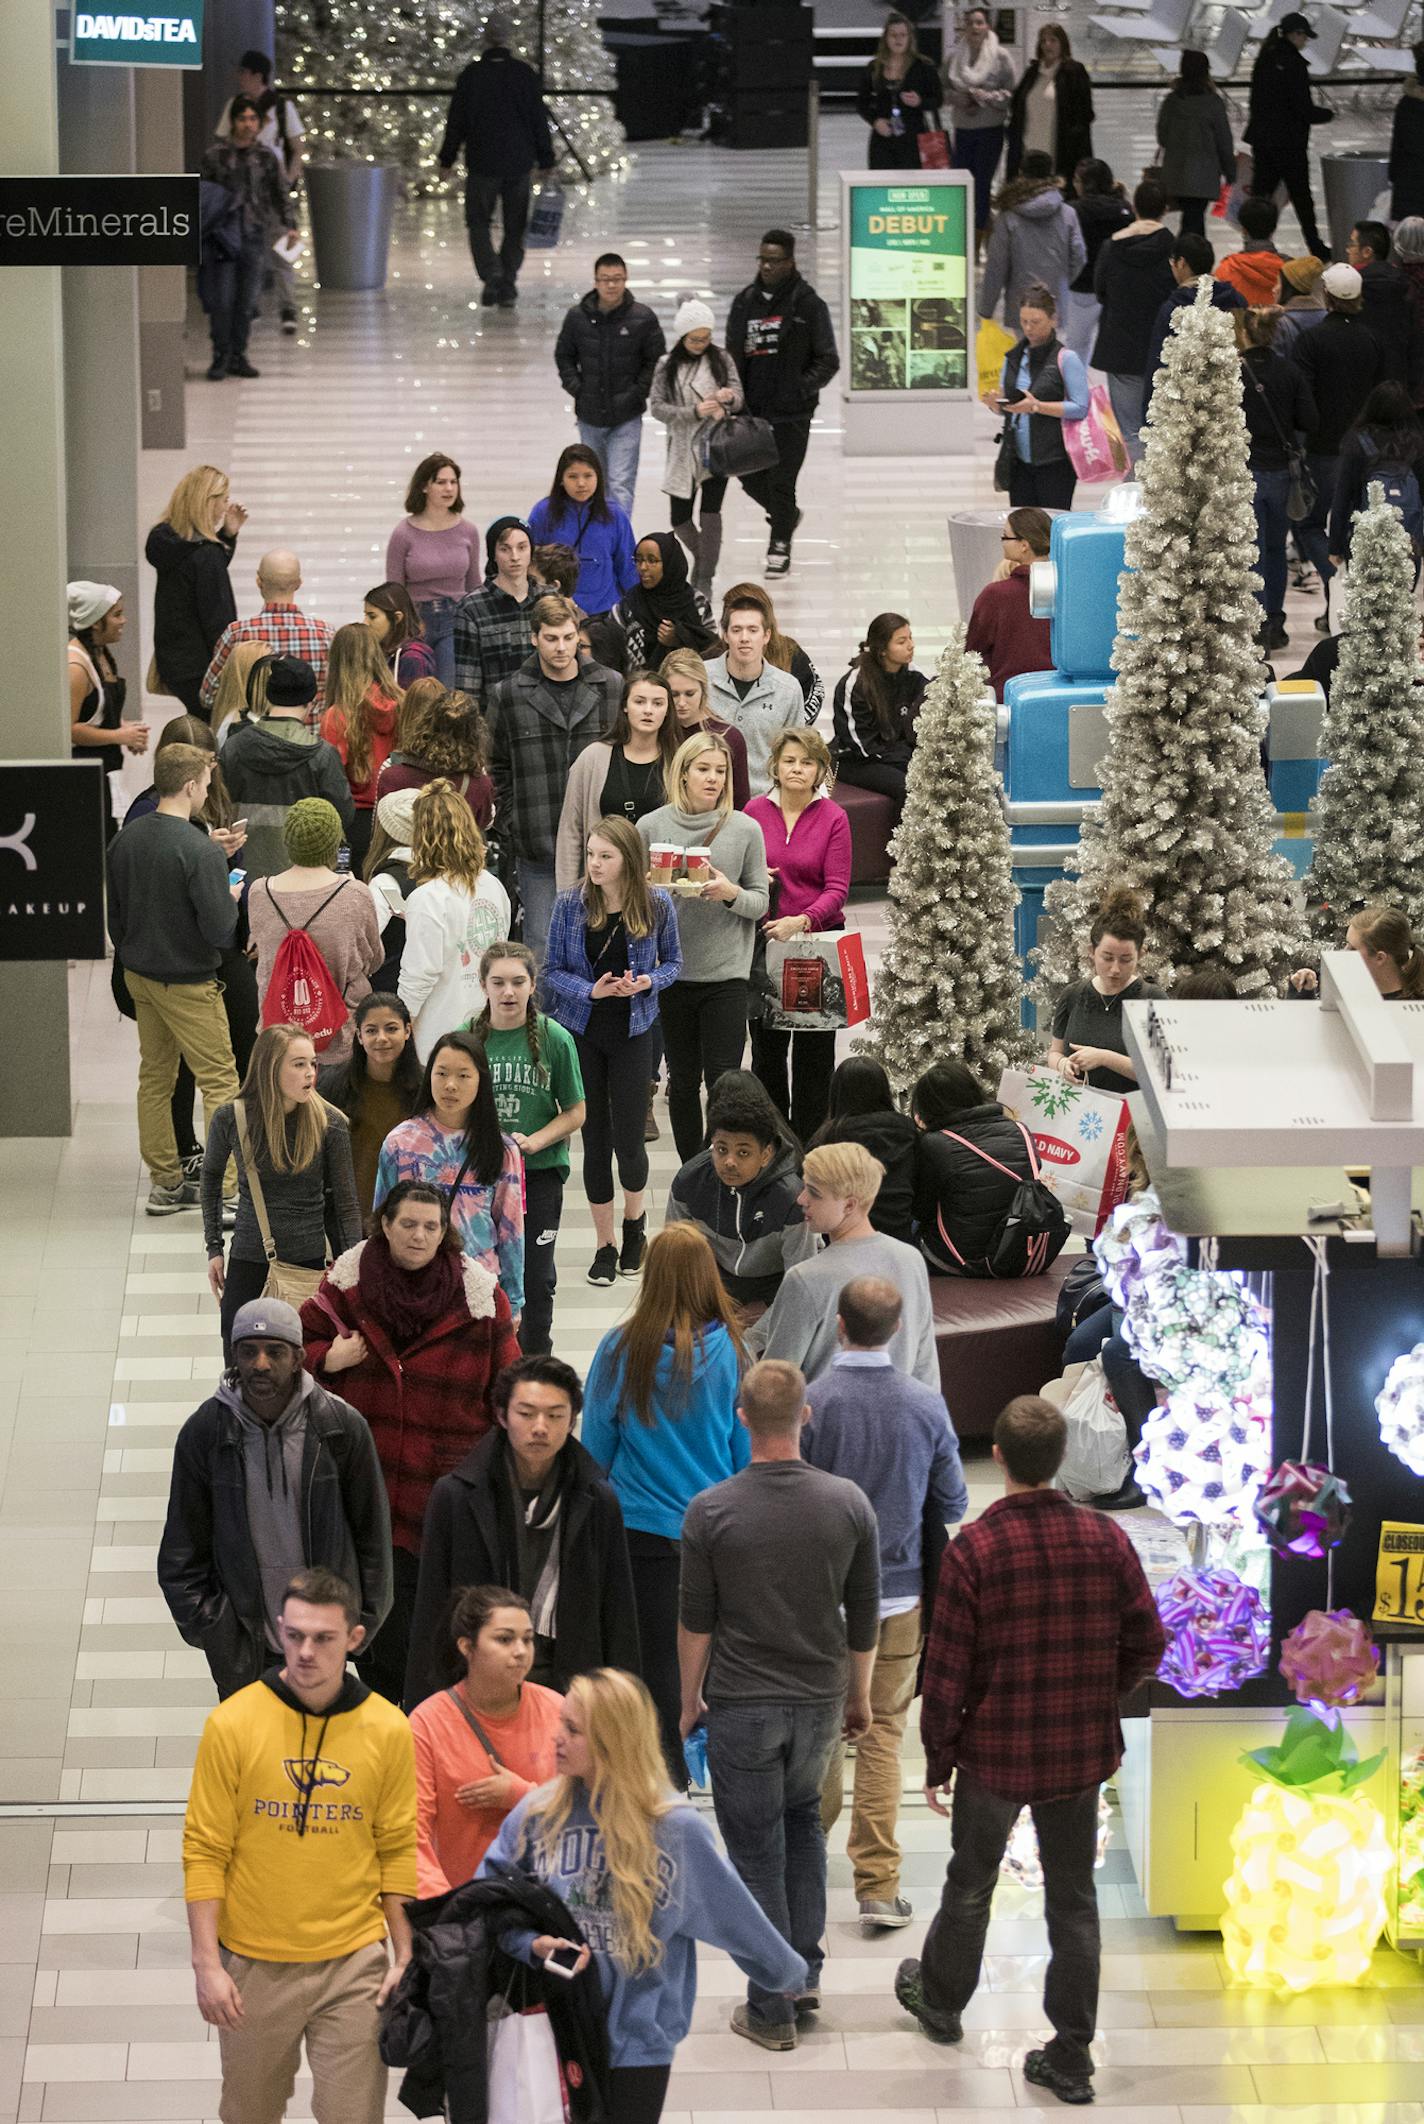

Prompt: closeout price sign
[
  {"left": 846, "top": 175, "right": 970, "bottom": 398},
  {"left": 1373, "top": 1521, "right": 1424, "bottom": 1626}
]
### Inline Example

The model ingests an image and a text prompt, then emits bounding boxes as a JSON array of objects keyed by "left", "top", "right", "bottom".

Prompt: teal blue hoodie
[
  {"left": 581, "top": 1321, "right": 750, "bottom": 1540},
  {"left": 480, "top": 1790, "right": 807, "bottom": 2065}
]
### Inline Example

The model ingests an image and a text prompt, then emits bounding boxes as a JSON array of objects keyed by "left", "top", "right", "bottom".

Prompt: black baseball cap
[{"left": 1279, "top": 12, "right": 1317, "bottom": 33}]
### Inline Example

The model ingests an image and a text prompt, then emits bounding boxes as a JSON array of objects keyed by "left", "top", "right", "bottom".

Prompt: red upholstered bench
[
  {"left": 931, "top": 1254, "right": 1074, "bottom": 1439},
  {"left": 835, "top": 781, "right": 896, "bottom": 887}
]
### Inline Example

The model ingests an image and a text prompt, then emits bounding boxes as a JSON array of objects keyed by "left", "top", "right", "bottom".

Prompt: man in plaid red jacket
[{"left": 896, "top": 1393, "right": 1165, "bottom": 2107}]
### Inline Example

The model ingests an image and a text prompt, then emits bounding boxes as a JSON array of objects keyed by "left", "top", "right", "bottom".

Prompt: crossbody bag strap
[
  {"left": 1240, "top": 355, "right": 1298, "bottom": 460},
  {"left": 233, "top": 1100, "right": 279, "bottom": 1265},
  {"left": 444, "top": 1686, "right": 505, "bottom": 1769}
]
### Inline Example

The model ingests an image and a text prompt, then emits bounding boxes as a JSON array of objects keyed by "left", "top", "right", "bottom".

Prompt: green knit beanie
[{"left": 283, "top": 797, "right": 344, "bottom": 867}]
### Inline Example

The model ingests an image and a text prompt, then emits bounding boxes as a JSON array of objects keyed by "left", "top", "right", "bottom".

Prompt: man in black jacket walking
[
  {"left": 726, "top": 228, "right": 839, "bottom": 578},
  {"left": 403, "top": 1355, "right": 639, "bottom": 1708},
  {"left": 439, "top": 12, "right": 555, "bottom": 309},
  {"left": 1245, "top": 16, "right": 1331, "bottom": 262},
  {"left": 1346, "top": 220, "right": 1424, "bottom": 397},
  {"left": 158, "top": 1299, "right": 394, "bottom": 1698},
  {"left": 554, "top": 255, "right": 666, "bottom": 515}
]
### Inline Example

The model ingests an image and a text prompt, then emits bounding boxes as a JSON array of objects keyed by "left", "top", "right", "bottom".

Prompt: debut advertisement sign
[{"left": 843, "top": 171, "right": 972, "bottom": 399}]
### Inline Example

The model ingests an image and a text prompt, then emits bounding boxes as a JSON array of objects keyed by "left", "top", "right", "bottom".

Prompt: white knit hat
[
  {"left": 672, "top": 297, "right": 716, "bottom": 343},
  {"left": 67, "top": 580, "right": 121, "bottom": 632}
]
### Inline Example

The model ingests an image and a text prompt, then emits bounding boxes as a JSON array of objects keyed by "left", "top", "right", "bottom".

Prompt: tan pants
[
  {"left": 124, "top": 969, "right": 239, "bottom": 1189},
  {"left": 821, "top": 1602, "right": 923, "bottom": 1903},
  {"left": 217, "top": 1940, "right": 388, "bottom": 2124}
]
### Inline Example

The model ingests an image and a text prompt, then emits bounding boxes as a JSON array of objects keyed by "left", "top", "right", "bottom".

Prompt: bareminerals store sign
[
  {"left": 71, "top": 0, "right": 204, "bottom": 67},
  {"left": 0, "top": 177, "right": 200, "bottom": 267}
]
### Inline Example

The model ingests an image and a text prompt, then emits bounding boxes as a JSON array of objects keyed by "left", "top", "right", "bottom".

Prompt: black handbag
[{"left": 703, "top": 413, "right": 780, "bottom": 479}]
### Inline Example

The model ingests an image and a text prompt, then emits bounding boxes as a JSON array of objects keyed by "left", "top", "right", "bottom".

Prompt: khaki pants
[
  {"left": 217, "top": 1940, "right": 389, "bottom": 2124},
  {"left": 821, "top": 1602, "right": 923, "bottom": 1903},
  {"left": 124, "top": 969, "right": 238, "bottom": 1189}
]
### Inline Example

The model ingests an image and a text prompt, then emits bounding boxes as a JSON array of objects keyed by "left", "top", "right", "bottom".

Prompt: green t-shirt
[{"left": 478, "top": 1016, "right": 585, "bottom": 1174}]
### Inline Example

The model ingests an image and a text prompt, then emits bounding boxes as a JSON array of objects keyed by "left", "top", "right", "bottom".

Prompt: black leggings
[
  {"left": 658, "top": 977, "right": 748, "bottom": 1163},
  {"left": 521, "top": 1165, "right": 566, "bottom": 1356},
  {"left": 627, "top": 1532, "right": 687, "bottom": 1789},
  {"left": 670, "top": 478, "right": 727, "bottom": 524},
  {"left": 609, "top": 2065, "right": 671, "bottom": 2124},
  {"left": 219, "top": 1253, "right": 324, "bottom": 1363},
  {"left": 1176, "top": 196, "right": 1209, "bottom": 237},
  {"left": 751, "top": 1022, "right": 836, "bottom": 1144},
  {"left": 357, "top": 1544, "right": 418, "bottom": 1706},
  {"left": 835, "top": 753, "right": 909, "bottom": 818},
  {"left": 1008, "top": 458, "right": 1077, "bottom": 510},
  {"left": 575, "top": 1023, "right": 658, "bottom": 1201}
]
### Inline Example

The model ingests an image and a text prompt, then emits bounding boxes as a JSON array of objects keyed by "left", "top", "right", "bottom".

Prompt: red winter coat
[{"left": 301, "top": 1242, "right": 521, "bottom": 1553}]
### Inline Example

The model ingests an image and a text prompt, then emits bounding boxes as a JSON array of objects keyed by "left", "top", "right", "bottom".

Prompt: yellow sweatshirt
[{"left": 183, "top": 1672, "right": 417, "bottom": 1962}]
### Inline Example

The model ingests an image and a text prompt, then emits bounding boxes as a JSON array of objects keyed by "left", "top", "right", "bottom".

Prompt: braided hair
[{"left": 475, "top": 941, "right": 548, "bottom": 1086}]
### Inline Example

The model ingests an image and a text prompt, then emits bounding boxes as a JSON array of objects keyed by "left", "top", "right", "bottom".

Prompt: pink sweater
[
  {"left": 385, "top": 519, "right": 482, "bottom": 603},
  {"left": 746, "top": 794, "right": 852, "bottom": 932}
]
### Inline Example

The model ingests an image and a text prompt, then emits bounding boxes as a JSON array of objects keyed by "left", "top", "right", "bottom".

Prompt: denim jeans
[
  {"left": 921, "top": 1769, "right": 1102, "bottom": 2080},
  {"left": 517, "top": 857, "right": 558, "bottom": 962},
  {"left": 415, "top": 595, "right": 458, "bottom": 687},
  {"left": 208, "top": 229, "right": 266, "bottom": 360},
  {"left": 577, "top": 417, "right": 642, "bottom": 518},
  {"left": 951, "top": 125, "right": 1005, "bottom": 234},
  {"left": 1295, "top": 450, "right": 1339, "bottom": 593},
  {"left": 1107, "top": 371, "right": 1147, "bottom": 467},
  {"left": 1251, "top": 465, "right": 1293, "bottom": 618},
  {"left": 706, "top": 1697, "right": 841, "bottom": 2025}
]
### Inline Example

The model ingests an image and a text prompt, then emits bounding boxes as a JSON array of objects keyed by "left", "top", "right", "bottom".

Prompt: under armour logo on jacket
[{"left": 0, "top": 815, "right": 36, "bottom": 872}]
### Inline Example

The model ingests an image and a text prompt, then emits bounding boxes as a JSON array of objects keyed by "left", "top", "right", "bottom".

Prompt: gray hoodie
[
  {"left": 217, "top": 1369, "right": 317, "bottom": 1649},
  {"left": 979, "top": 182, "right": 1088, "bottom": 326}
]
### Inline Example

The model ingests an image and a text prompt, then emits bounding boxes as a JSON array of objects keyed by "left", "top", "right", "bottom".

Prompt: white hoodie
[{"left": 398, "top": 871, "right": 512, "bottom": 1060}]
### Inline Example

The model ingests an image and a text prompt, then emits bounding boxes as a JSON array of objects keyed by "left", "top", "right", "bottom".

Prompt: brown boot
[{"left": 644, "top": 1080, "right": 660, "bottom": 1141}]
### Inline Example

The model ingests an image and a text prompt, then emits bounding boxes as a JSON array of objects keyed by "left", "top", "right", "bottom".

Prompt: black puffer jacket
[
  {"left": 666, "top": 1140, "right": 812, "bottom": 1304},
  {"left": 817, "top": 1109, "right": 917, "bottom": 1244},
  {"left": 555, "top": 290, "right": 666, "bottom": 428},
  {"left": 726, "top": 269, "right": 840, "bottom": 423},
  {"left": 912, "top": 1103, "right": 1036, "bottom": 1275},
  {"left": 382, "top": 1865, "right": 610, "bottom": 2124}
]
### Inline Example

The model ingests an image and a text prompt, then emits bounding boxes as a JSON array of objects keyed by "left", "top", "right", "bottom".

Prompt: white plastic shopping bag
[
  {"left": 1045, "top": 1359, "right": 1130, "bottom": 1502},
  {"left": 488, "top": 2003, "right": 569, "bottom": 2124}
]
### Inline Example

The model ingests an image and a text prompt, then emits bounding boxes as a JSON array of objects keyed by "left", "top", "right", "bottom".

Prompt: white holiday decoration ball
[{"left": 1376, "top": 1343, "right": 1424, "bottom": 1477}]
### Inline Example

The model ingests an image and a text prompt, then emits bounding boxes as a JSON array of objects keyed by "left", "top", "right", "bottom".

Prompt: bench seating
[
  {"left": 836, "top": 780, "right": 897, "bottom": 887},
  {"left": 932, "top": 1254, "right": 1073, "bottom": 1438}
]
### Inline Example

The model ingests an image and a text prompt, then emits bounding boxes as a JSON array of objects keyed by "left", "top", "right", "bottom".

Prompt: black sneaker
[
  {"left": 280, "top": 307, "right": 298, "bottom": 334},
  {"left": 228, "top": 356, "right": 261, "bottom": 379},
  {"left": 497, "top": 285, "right": 519, "bottom": 308},
  {"left": 1089, "top": 1477, "right": 1146, "bottom": 1512},
  {"left": 893, "top": 1958, "right": 962, "bottom": 2045},
  {"left": 206, "top": 356, "right": 228, "bottom": 381},
  {"left": 765, "top": 539, "right": 790, "bottom": 578},
  {"left": 1023, "top": 2048, "right": 1094, "bottom": 2105},
  {"left": 480, "top": 283, "right": 501, "bottom": 306},
  {"left": 587, "top": 1245, "right": 618, "bottom": 1287},
  {"left": 1266, "top": 618, "right": 1289, "bottom": 651},
  {"left": 619, "top": 1215, "right": 647, "bottom": 1277},
  {"left": 180, "top": 1150, "right": 203, "bottom": 1182}
]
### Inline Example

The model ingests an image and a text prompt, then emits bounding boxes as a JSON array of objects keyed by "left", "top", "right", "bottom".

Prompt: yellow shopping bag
[{"left": 976, "top": 317, "right": 1016, "bottom": 400}]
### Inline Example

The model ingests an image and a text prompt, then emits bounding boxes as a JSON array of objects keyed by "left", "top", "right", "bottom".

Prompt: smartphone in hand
[{"left": 543, "top": 1943, "right": 583, "bottom": 1980}]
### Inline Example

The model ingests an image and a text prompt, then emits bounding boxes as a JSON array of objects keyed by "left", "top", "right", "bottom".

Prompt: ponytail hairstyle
[
  {"left": 851, "top": 612, "right": 912, "bottom": 742},
  {"left": 1348, "top": 905, "right": 1424, "bottom": 997},
  {"left": 474, "top": 941, "right": 548, "bottom": 1085},
  {"left": 438, "top": 1583, "right": 531, "bottom": 1686},
  {"left": 1089, "top": 886, "right": 1147, "bottom": 954}
]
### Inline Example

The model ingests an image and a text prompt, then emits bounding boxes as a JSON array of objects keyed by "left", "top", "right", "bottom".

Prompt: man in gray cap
[
  {"left": 158, "top": 1299, "right": 393, "bottom": 1698},
  {"left": 438, "top": 13, "right": 557, "bottom": 309}
]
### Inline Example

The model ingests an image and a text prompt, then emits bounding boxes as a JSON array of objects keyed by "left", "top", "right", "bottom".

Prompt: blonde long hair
[
  {"left": 583, "top": 815, "right": 657, "bottom": 938},
  {"left": 212, "top": 639, "right": 275, "bottom": 736},
  {"left": 238, "top": 1024, "right": 333, "bottom": 1175},
  {"left": 527, "top": 1670, "right": 676, "bottom": 1973},
  {"left": 410, "top": 778, "right": 487, "bottom": 893},
  {"left": 163, "top": 464, "right": 228, "bottom": 543},
  {"left": 668, "top": 730, "right": 734, "bottom": 820},
  {"left": 325, "top": 622, "right": 399, "bottom": 789}
]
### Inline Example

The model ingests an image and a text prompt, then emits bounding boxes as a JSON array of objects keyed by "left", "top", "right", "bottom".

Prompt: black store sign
[
  {"left": 0, "top": 762, "right": 108, "bottom": 961},
  {"left": 0, "top": 175, "right": 200, "bottom": 267}
]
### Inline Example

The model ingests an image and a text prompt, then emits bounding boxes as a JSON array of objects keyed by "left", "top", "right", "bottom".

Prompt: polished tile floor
[{"left": 3, "top": 113, "right": 1414, "bottom": 2123}]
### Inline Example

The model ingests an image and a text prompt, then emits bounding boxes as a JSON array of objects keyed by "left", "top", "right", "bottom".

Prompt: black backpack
[{"left": 933, "top": 1120, "right": 1070, "bottom": 1279}]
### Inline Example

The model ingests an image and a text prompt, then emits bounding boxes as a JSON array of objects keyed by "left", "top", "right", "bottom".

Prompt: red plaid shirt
[
  {"left": 920, "top": 1488, "right": 1165, "bottom": 1803},
  {"left": 200, "top": 602, "right": 334, "bottom": 728}
]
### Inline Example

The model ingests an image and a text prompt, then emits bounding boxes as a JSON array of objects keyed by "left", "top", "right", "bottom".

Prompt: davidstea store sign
[{"left": 71, "top": 0, "right": 204, "bottom": 67}]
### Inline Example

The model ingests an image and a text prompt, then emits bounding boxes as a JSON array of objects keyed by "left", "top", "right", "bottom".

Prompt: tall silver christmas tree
[
  {"left": 857, "top": 630, "right": 1034, "bottom": 1095},
  {"left": 277, "top": 0, "right": 625, "bottom": 188},
  {"left": 1305, "top": 483, "right": 1424, "bottom": 937},
  {"left": 1033, "top": 278, "right": 1307, "bottom": 1003}
]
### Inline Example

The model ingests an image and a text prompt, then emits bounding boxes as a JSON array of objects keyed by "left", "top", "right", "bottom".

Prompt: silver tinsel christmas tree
[
  {"left": 1033, "top": 278, "right": 1307, "bottom": 1003},
  {"left": 1305, "top": 482, "right": 1424, "bottom": 937},
  {"left": 277, "top": 0, "right": 625, "bottom": 189},
  {"left": 857, "top": 630, "right": 1034, "bottom": 1094}
]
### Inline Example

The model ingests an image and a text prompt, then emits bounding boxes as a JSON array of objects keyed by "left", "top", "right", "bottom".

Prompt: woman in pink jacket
[{"left": 746, "top": 726, "right": 852, "bottom": 1141}]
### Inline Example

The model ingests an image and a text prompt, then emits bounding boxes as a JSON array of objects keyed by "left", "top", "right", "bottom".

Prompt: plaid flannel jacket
[{"left": 487, "top": 656, "right": 622, "bottom": 865}]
